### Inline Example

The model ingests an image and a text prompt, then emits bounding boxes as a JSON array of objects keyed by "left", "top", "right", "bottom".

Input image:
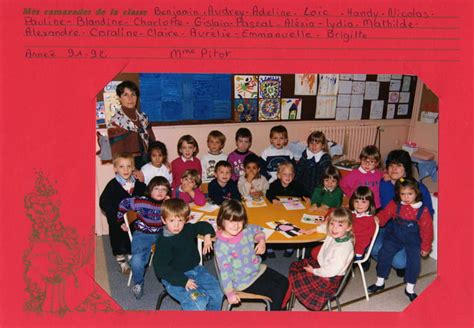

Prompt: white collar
[
  {"left": 352, "top": 210, "right": 371, "bottom": 218},
  {"left": 358, "top": 166, "right": 375, "bottom": 174},
  {"left": 306, "top": 149, "right": 325, "bottom": 162},
  {"left": 323, "top": 186, "right": 335, "bottom": 192},
  {"left": 208, "top": 151, "right": 223, "bottom": 156},
  {"left": 181, "top": 156, "right": 194, "bottom": 162},
  {"left": 401, "top": 201, "right": 423, "bottom": 209}
]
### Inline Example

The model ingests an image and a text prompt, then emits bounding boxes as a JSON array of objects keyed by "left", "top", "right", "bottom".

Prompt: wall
[{"left": 95, "top": 119, "right": 410, "bottom": 235}]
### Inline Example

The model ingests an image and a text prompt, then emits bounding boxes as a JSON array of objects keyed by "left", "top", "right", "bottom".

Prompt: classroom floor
[{"left": 95, "top": 235, "right": 437, "bottom": 312}]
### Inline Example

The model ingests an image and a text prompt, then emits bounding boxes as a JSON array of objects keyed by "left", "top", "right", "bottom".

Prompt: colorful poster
[
  {"left": 389, "top": 91, "right": 400, "bottom": 103},
  {"left": 258, "top": 98, "right": 281, "bottom": 120},
  {"left": 234, "top": 75, "right": 258, "bottom": 98},
  {"left": 259, "top": 75, "right": 281, "bottom": 98},
  {"left": 281, "top": 98, "right": 302, "bottom": 120},
  {"left": 294, "top": 74, "right": 317, "bottom": 95},
  {"left": 234, "top": 99, "right": 258, "bottom": 122}
]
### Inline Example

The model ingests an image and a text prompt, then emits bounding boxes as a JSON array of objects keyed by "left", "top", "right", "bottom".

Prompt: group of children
[{"left": 99, "top": 124, "right": 434, "bottom": 309}]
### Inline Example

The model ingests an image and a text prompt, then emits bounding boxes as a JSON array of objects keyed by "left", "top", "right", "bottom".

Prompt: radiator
[{"left": 309, "top": 126, "right": 346, "bottom": 146}]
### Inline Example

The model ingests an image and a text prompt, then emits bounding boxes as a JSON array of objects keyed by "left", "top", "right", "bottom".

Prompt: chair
[
  {"left": 213, "top": 257, "right": 272, "bottom": 311},
  {"left": 352, "top": 221, "right": 380, "bottom": 301},
  {"left": 326, "top": 261, "right": 354, "bottom": 311},
  {"left": 123, "top": 212, "right": 156, "bottom": 287}
]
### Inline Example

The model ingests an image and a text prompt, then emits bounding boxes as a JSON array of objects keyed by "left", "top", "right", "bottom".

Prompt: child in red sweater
[{"left": 171, "top": 135, "right": 202, "bottom": 190}]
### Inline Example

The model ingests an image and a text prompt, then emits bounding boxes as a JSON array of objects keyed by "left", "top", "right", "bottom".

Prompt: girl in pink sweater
[
  {"left": 171, "top": 135, "right": 202, "bottom": 190},
  {"left": 174, "top": 169, "right": 206, "bottom": 206}
]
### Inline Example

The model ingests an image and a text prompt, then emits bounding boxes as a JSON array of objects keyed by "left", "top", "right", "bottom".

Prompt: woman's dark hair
[
  {"left": 386, "top": 149, "right": 413, "bottom": 179},
  {"left": 145, "top": 176, "right": 171, "bottom": 198},
  {"left": 116, "top": 80, "right": 140, "bottom": 99},
  {"left": 394, "top": 177, "right": 422, "bottom": 203},
  {"left": 349, "top": 186, "right": 376, "bottom": 215},
  {"left": 216, "top": 199, "right": 248, "bottom": 230},
  {"left": 148, "top": 141, "right": 168, "bottom": 163}
]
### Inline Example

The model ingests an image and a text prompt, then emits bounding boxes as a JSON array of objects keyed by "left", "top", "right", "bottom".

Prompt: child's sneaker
[{"left": 132, "top": 284, "right": 144, "bottom": 299}]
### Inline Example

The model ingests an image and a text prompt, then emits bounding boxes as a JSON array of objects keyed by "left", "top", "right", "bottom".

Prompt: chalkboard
[{"left": 139, "top": 73, "right": 232, "bottom": 122}]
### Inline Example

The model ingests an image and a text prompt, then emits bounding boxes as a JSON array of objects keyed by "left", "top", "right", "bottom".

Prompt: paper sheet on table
[
  {"left": 244, "top": 196, "right": 267, "bottom": 208},
  {"left": 301, "top": 214, "right": 325, "bottom": 225},
  {"left": 189, "top": 211, "right": 204, "bottom": 224},
  {"left": 266, "top": 220, "right": 302, "bottom": 238},
  {"left": 200, "top": 215, "right": 218, "bottom": 231},
  {"left": 278, "top": 197, "right": 306, "bottom": 210},
  {"left": 194, "top": 203, "right": 220, "bottom": 213}
]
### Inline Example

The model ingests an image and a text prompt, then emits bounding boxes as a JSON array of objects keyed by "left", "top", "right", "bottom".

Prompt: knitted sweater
[
  {"left": 215, "top": 225, "right": 267, "bottom": 300},
  {"left": 117, "top": 196, "right": 164, "bottom": 234},
  {"left": 141, "top": 162, "right": 173, "bottom": 185},
  {"left": 313, "top": 235, "right": 354, "bottom": 277},
  {"left": 201, "top": 152, "right": 228, "bottom": 183},
  {"left": 171, "top": 156, "right": 202, "bottom": 190},
  {"left": 351, "top": 212, "right": 376, "bottom": 255},
  {"left": 260, "top": 145, "right": 295, "bottom": 183},
  {"left": 237, "top": 175, "right": 270, "bottom": 197},
  {"left": 227, "top": 150, "right": 254, "bottom": 181},
  {"left": 310, "top": 186, "right": 343, "bottom": 208},
  {"left": 377, "top": 200, "right": 433, "bottom": 253},
  {"left": 340, "top": 167, "right": 383, "bottom": 208},
  {"left": 266, "top": 179, "right": 306, "bottom": 202},
  {"left": 208, "top": 179, "right": 241, "bottom": 205},
  {"left": 153, "top": 222, "right": 215, "bottom": 287},
  {"left": 379, "top": 179, "right": 434, "bottom": 216},
  {"left": 295, "top": 149, "right": 332, "bottom": 197}
]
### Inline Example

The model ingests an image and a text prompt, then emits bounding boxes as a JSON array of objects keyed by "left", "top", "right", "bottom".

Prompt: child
[
  {"left": 309, "top": 166, "right": 343, "bottom": 211},
  {"left": 171, "top": 135, "right": 201, "bottom": 190},
  {"left": 152, "top": 199, "right": 223, "bottom": 310},
  {"left": 340, "top": 145, "right": 383, "bottom": 208},
  {"left": 349, "top": 186, "right": 377, "bottom": 261},
  {"left": 295, "top": 131, "right": 332, "bottom": 197},
  {"left": 214, "top": 200, "right": 289, "bottom": 311},
  {"left": 368, "top": 178, "right": 433, "bottom": 302},
  {"left": 99, "top": 153, "right": 146, "bottom": 274},
  {"left": 238, "top": 153, "right": 270, "bottom": 199},
  {"left": 261, "top": 125, "right": 295, "bottom": 183},
  {"left": 140, "top": 141, "right": 172, "bottom": 185},
  {"left": 283, "top": 207, "right": 354, "bottom": 311},
  {"left": 208, "top": 161, "right": 241, "bottom": 205},
  {"left": 265, "top": 162, "right": 306, "bottom": 258},
  {"left": 117, "top": 176, "right": 171, "bottom": 299},
  {"left": 175, "top": 169, "right": 206, "bottom": 206},
  {"left": 201, "top": 130, "right": 228, "bottom": 184},
  {"left": 227, "top": 128, "right": 254, "bottom": 181}
]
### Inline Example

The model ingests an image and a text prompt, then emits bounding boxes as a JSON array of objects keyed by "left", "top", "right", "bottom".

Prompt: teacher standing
[{"left": 107, "top": 80, "right": 156, "bottom": 169}]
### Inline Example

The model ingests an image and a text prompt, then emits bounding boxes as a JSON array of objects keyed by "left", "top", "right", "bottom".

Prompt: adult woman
[
  {"left": 107, "top": 80, "right": 156, "bottom": 169},
  {"left": 371, "top": 149, "right": 434, "bottom": 275}
]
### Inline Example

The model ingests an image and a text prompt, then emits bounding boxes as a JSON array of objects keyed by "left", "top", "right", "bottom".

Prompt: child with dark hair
[
  {"left": 175, "top": 169, "right": 206, "bottom": 206},
  {"left": 117, "top": 176, "right": 171, "bottom": 299},
  {"left": 228, "top": 128, "right": 254, "bottom": 181},
  {"left": 208, "top": 161, "right": 241, "bottom": 205},
  {"left": 140, "top": 141, "right": 172, "bottom": 185},
  {"left": 309, "top": 165, "right": 343, "bottom": 210},
  {"left": 171, "top": 135, "right": 201, "bottom": 190},
  {"left": 237, "top": 153, "right": 269, "bottom": 199}
]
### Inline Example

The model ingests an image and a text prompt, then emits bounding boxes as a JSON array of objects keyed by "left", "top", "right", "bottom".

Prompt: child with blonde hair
[
  {"left": 261, "top": 125, "right": 295, "bottom": 183},
  {"left": 201, "top": 130, "right": 228, "bottom": 183}
]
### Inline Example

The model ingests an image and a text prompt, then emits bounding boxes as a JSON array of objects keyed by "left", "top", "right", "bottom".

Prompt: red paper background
[{"left": 1, "top": 0, "right": 472, "bottom": 326}]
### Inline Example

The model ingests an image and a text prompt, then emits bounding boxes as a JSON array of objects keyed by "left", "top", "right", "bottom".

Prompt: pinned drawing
[
  {"left": 318, "top": 74, "right": 339, "bottom": 95},
  {"left": 337, "top": 95, "right": 351, "bottom": 108},
  {"left": 294, "top": 74, "right": 317, "bottom": 95},
  {"left": 281, "top": 98, "right": 302, "bottom": 120},
  {"left": 377, "top": 74, "right": 391, "bottom": 82},
  {"left": 339, "top": 74, "right": 353, "bottom": 80},
  {"left": 103, "top": 92, "right": 121, "bottom": 126},
  {"left": 369, "top": 100, "right": 384, "bottom": 119},
  {"left": 349, "top": 107, "right": 363, "bottom": 120},
  {"left": 397, "top": 104, "right": 409, "bottom": 115},
  {"left": 401, "top": 76, "right": 412, "bottom": 91},
  {"left": 338, "top": 80, "right": 352, "bottom": 94},
  {"left": 389, "top": 92, "right": 400, "bottom": 103},
  {"left": 351, "top": 81, "right": 366, "bottom": 95},
  {"left": 315, "top": 96, "right": 337, "bottom": 119},
  {"left": 386, "top": 104, "right": 396, "bottom": 119},
  {"left": 389, "top": 79, "right": 402, "bottom": 91},
  {"left": 234, "top": 99, "right": 258, "bottom": 122},
  {"left": 234, "top": 75, "right": 258, "bottom": 99},
  {"left": 259, "top": 75, "right": 281, "bottom": 98},
  {"left": 336, "top": 107, "right": 350, "bottom": 120},
  {"left": 364, "top": 82, "right": 380, "bottom": 100},
  {"left": 399, "top": 92, "right": 410, "bottom": 103},
  {"left": 259, "top": 99, "right": 281, "bottom": 121},
  {"left": 96, "top": 101, "right": 105, "bottom": 128}
]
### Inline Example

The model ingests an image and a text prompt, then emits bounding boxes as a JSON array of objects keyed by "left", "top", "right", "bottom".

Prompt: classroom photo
[{"left": 95, "top": 72, "right": 439, "bottom": 312}]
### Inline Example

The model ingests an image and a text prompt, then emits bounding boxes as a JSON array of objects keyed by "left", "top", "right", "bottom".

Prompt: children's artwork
[
  {"left": 389, "top": 92, "right": 400, "bottom": 103},
  {"left": 200, "top": 215, "right": 217, "bottom": 231},
  {"left": 259, "top": 75, "right": 281, "bottom": 98},
  {"left": 234, "top": 75, "right": 258, "bottom": 99},
  {"left": 234, "top": 99, "right": 258, "bottom": 122},
  {"left": 386, "top": 104, "right": 396, "bottom": 119},
  {"left": 281, "top": 98, "right": 302, "bottom": 120},
  {"left": 351, "top": 81, "right": 366, "bottom": 95},
  {"left": 397, "top": 104, "right": 409, "bottom": 115},
  {"left": 294, "top": 74, "right": 317, "bottom": 95},
  {"left": 103, "top": 80, "right": 122, "bottom": 93},
  {"left": 318, "top": 74, "right": 339, "bottom": 95},
  {"left": 266, "top": 220, "right": 302, "bottom": 238},
  {"left": 338, "top": 80, "right": 352, "bottom": 94},
  {"left": 335, "top": 107, "right": 350, "bottom": 120},
  {"left": 364, "top": 82, "right": 380, "bottom": 100},
  {"left": 278, "top": 197, "right": 306, "bottom": 210},
  {"left": 96, "top": 101, "right": 105, "bottom": 128},
  {"left": 337, "top": 95, "right": 351, "bottom": 107},
  {"left": 391, "top": 74, "right": 403, "bottom": 79},
  {"left": 194, "top": 203, "right": 220, "bottom": 213},
  {"left": 353, "top": 74, "right": 367, "bottom": 81},
  {"left": 389, "top": 79, "right": 402, "bottom": 91},
  {"left": 399, "top": 92, "right": 410, "bottom": 103},
  {"left": 258, "top": 99, "right": 281, "bottom": 120},
  {"left": 189, "top": 211, "right": 204, "bottom": 224},
  {"left": 350, "top": 94, "right": 364, "bottom": 107},
  {"left": 244, "top": 196, "right": 267, "bottom": 208},
  {"left": 349, "top": 107, "right": 363, "bottom": 120},
  {"left": 339, "top": 74, "right": 353, "bottom": 80},
  {"left": 103, "top": 92, "right": 122, "bottom": 126},
  {"left": 377, "top": 74, "right": 391, "bottom": 82},
  {"left": 369, "top": 100, "right": 384, "bottom": 119},
  {"left": 301, "top": 214, "right": 325, "bottom": 224},
  {"left": 315, "top": 96, "right": 337, "bottom": 119},
  {"left": 402, "top": 76, "right": 412, "bottom": 91}
]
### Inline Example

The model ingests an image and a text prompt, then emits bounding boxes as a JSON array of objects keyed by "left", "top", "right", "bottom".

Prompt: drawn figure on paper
[
  {"left": 259, "top": 75, "right": 282, "bottom": 98},
  {"left": 23, "top": 172, "right": 112, "bottom": 315},
  {"left": 235, "top": 99, "right": 258, "bottom": 122},
  {"left": 234, "top": 75, "right": 258, "bottom": 99},
  {"left": 259, "top": 99, "right": 281, "bottom": 121}
]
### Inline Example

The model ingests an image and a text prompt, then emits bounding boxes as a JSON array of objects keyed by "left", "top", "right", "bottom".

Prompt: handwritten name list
[{"left": 22, "top": 5, "right": 460, "bottom": 61}]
